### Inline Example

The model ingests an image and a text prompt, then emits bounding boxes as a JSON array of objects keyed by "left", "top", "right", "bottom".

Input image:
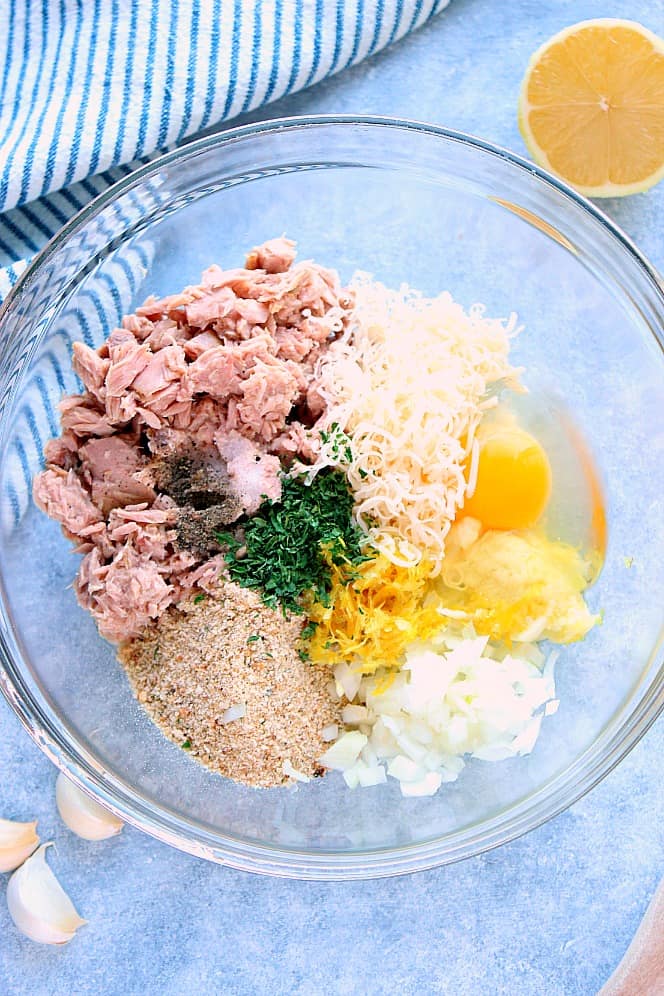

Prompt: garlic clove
[
  {"left": 6, "top": 843, "right": 86, "bottom": 945},
  {"left": 0, "top": 817, "right": 40, "bottom": 873},
  {"left": 55, "top": 773, "right": 124, "bottom": 841}
]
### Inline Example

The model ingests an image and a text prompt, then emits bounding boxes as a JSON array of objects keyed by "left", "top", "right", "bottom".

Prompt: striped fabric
[{"left": 0, "top": 0, "right": 450, "bottom": 297}]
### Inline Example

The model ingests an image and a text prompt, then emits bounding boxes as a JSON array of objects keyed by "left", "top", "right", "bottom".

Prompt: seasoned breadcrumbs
[{"left": 119, "top": 582, "right": 341, "bottom": 787}]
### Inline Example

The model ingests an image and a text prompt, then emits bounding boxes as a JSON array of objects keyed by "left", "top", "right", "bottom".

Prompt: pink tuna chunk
[
  {"left": 175, "top": 397, "right": 227, "bottom": 444},
  {"left": 135, "top": 291, "right": 192, "bottom": 320},
  {"left": 200, "top": 266, "right": 255, "bottom": 290},
  {"left": 105, "top": 329, "right": 152, "bottom": 398},
  {"left": 59, "top": 394, "right": 116, "bottom": 437},
  {"left": 305, "top": 376, "right": 327, "bottom": 419},
  {"left": 144, "top": 318, "right": 183, "bottom": 351},
  {"left": 274, "top": 328, "right": 316, "bottom": 363},
  {"left": 269, "top": 423, "right": 321, "bottom": 464},
  {"left": 72, "top": 342, "right": 110, "bottom": 401},
  {"left": 106, "top": 505, "right": 177, "bottom": 562},
  {"left": 108, "top": 503, "right": 177, "bottom": 525},
  {"left": 184, "top": 286, "right": 237, "bottom": 329},
  {"left": 182, "top": 347, "right": 243, "bottom": 400},
  {"left": 121, "top": 314, "right": 155, "bottom": 340},
  {"left": 233, "top": 298, "right": 270, "bottom": 325},
  {"left": 33, "top": 467, "right": 102, "bottom": 537},
  {"left": 235, "top": 357, "right": 301, "bottom": 440},
  {"left": 43, "top": 431, "right": 79, "bottom": 470},
  {"left": 76, "top": 546, "right": 107, "bottom": 596},
  {"left": 183, "top": 333, "right": 274, "bottom": 401},
  {"left": 79, "top": 436, "right": 155, "bottom": 514},
  {"left": 76, "top": 543, "right": 174, "bottom": 642},
  {"left": 183, "top": 331, "right": 222, "bottom": 360},
  {"left": 245, "top": 237, "right": 296, "bottom": 274},
  {"left": 215, "top": 432, "right": 282, "bottom": 513},
  {"left": 179, "top": 554, "right": 227, "bottom": 594},
  {"left": 131, "top": 343, "right": 188, "bottom": 399}
]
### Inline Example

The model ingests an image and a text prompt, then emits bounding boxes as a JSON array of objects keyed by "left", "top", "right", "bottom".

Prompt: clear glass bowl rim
[{"left": 0, "top": 115, "right": 662, "bottom": 880}]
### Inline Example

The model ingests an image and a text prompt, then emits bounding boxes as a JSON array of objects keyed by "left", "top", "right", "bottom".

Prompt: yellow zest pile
[{"left": 306, "top": 554, "right": 444, "bottom": 674}]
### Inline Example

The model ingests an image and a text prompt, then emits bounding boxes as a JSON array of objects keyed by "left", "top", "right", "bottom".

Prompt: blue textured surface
[{"left": 0, "top": 1, "right": 662, "bottom": 992}]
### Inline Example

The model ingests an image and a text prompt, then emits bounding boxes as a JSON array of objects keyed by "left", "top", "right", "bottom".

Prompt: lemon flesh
[{"left": 519, "top": 19, "right": 664, "bottom": 197}]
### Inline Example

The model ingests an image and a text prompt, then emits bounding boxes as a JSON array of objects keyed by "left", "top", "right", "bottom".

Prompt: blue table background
[{"left": 0, "top": 1, "right": 662, "bottom": 993}]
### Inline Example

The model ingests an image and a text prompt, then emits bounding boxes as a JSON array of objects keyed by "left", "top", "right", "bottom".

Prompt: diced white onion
[
  {"left": 400, "top": 772, "right": 443, "bottom": 797},
  {"left": 319, "top": 731, "right": 367, "bottom": 771},
  {"left": 387, "top": 756, "right": 424, "bottom": 783},
  {"left": 330, "top": 630, "right": 556, "bottom": 796},
  {"left": 511, "top": 714, "right": 543, "bottom": 755},
  {"left": 220, "top": 704, "right": 246, "bottom": 724},
  {"left": 357, "top": 766, "right": 387, "bottom": 788},
  {"left": 334, "top": 662, "right": 362, "bottom": 702},
  {"left": 327, "top": 681, "right": 341, "bottom": 703},
  {"left": 341, "top": 705, "right": 369, "bottom": 725},
  {"left": 282, "top": 760, "right": 310, "bottom": 784}
]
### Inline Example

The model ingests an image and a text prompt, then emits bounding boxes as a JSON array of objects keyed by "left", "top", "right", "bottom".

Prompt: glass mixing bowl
[{"left": 0, "top": 118, "right": 662, "bottom": 879}]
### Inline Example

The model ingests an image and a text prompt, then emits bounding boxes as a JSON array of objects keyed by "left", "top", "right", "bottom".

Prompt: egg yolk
[{"left": 462, "top": 427, "right": 552, "bottom": 530}]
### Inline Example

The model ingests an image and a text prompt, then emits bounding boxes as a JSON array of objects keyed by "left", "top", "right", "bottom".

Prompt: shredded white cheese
[{"left": 306, "top": 276, "right": 522, "bottom": 572}]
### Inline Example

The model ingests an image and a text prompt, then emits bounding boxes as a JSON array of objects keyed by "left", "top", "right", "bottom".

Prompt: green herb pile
[
  {"left": 319, "top": 422, "right": 353, "bottom": 463},
  {"left": 218, "top": 470, "right": 368, "bottom": 614}
]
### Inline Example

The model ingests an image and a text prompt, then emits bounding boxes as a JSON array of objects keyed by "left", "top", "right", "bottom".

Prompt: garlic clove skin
[
  {"left": 55, "top": 773, "right": 124, "bottom": 841},
  {"left": 6, "top": 843, "right": 86, "bottom": 945},
  {"left": 0, "top": 817, "right": 40, "bottom": 873}
]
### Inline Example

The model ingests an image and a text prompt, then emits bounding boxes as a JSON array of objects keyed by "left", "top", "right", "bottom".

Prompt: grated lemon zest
[{"left": 307, "top": 554, "right": 445, "bottom": 674}]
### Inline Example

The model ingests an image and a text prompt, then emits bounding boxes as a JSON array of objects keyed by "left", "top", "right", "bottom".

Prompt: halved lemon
[{"left": 518, "top": 19, "right": 664, "bottom": 197}]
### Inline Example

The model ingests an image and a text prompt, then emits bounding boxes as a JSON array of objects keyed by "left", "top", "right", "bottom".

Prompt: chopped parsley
[
  {"left": 218, "top": 470, "right": 368, "bottom": 614},
  {"left": 247, "top": 634, "right": 261, "bottom": 644},
  {"left": 319, "top": 422, "right": 353, "bottom": 464},
  {"left": 193, "top": 593, "right": 206, "bottom": 604},
  {"left": 181, "top": 739, "right": 192, "bottom": 750}
]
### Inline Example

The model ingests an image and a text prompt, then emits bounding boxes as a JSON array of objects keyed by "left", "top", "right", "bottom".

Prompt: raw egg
[{"left": 462, "top": 426, "right": 552, "bottom": 530}]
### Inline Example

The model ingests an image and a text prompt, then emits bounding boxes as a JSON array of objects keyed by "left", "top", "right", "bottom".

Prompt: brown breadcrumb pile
[{"left": 119, "top": 582, "right": 341, "bottom": 787}]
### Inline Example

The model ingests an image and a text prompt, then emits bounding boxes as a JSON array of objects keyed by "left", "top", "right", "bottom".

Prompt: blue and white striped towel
[{"left": 0, "top": 0, "right": 450, "bottom": 302}]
